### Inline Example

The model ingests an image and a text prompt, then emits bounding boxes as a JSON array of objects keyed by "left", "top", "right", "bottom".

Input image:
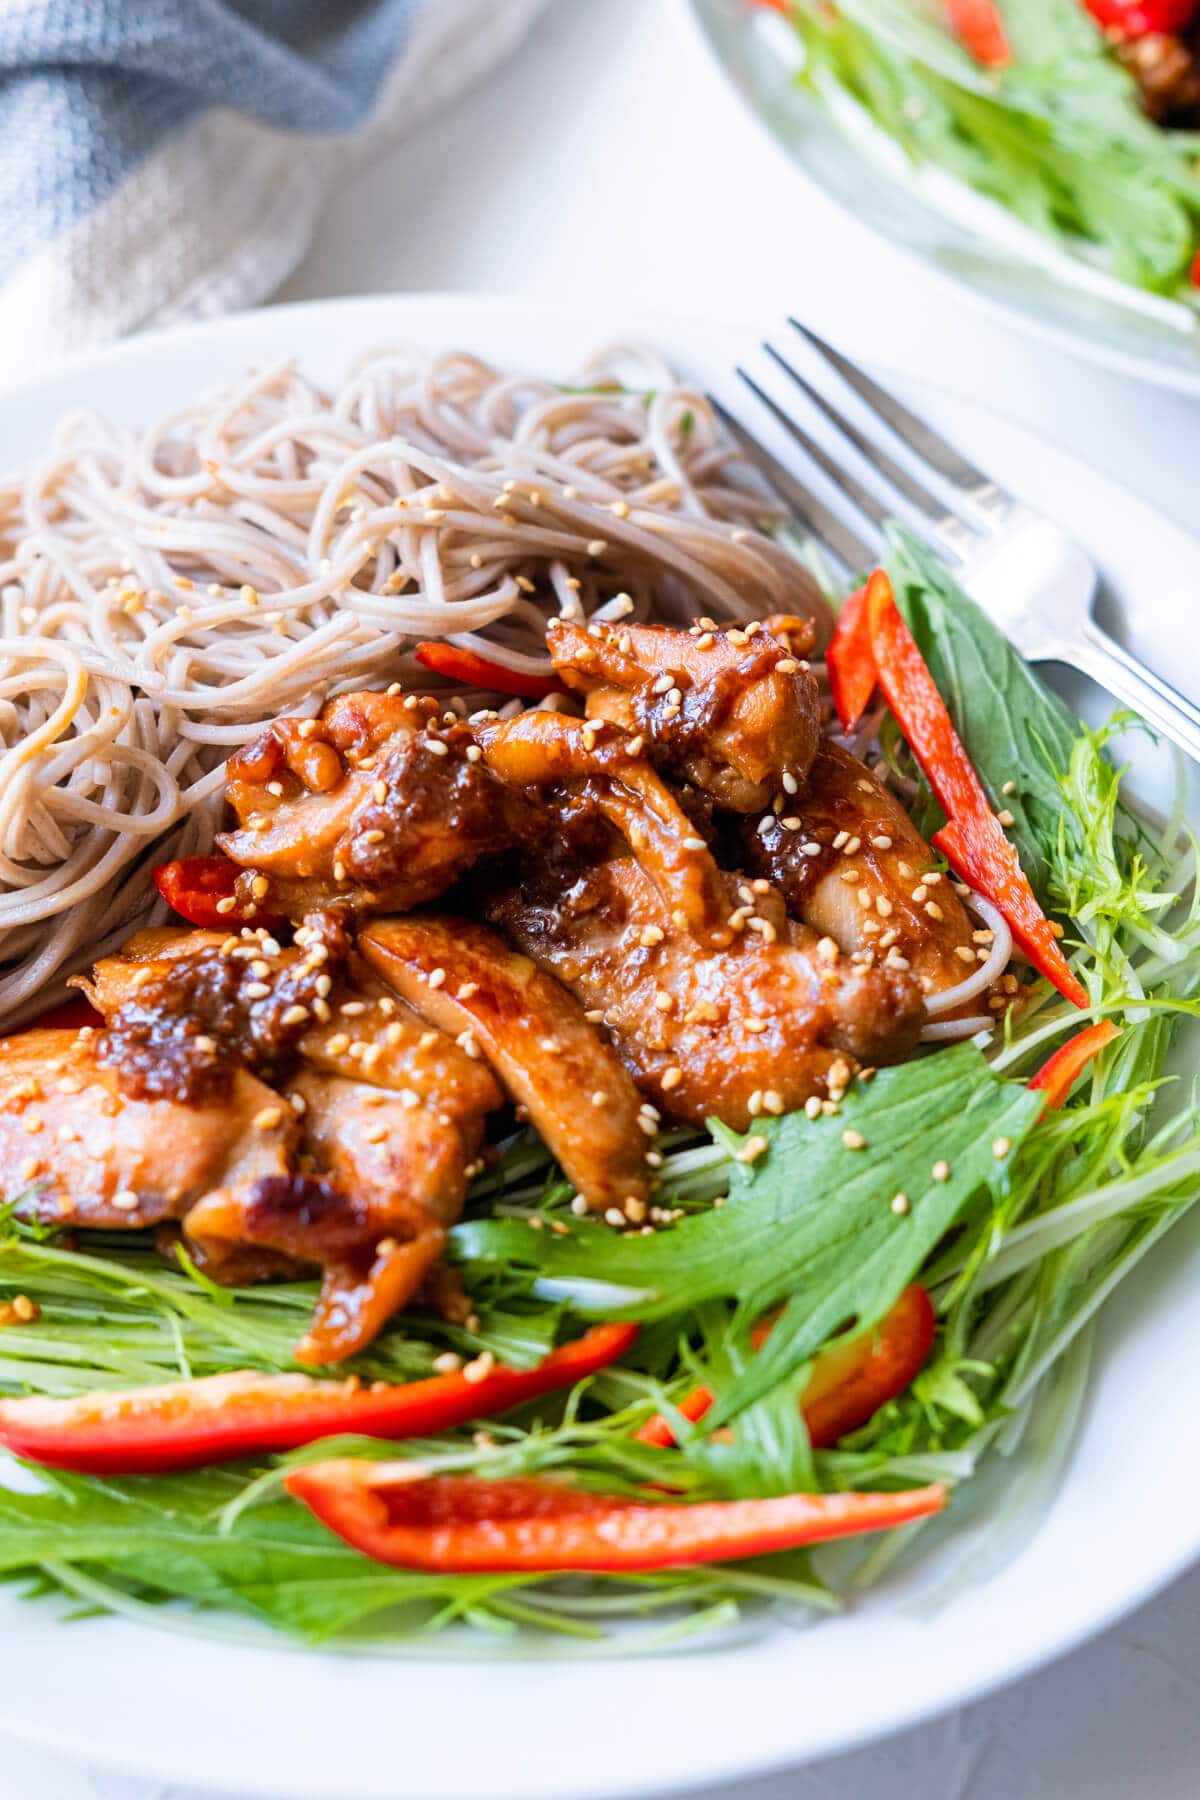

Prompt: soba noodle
[{"left": 0, "top": 345, "right": 826, "bottom": 1024}]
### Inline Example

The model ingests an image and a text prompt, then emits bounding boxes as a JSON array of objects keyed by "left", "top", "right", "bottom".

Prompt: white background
[{"left": 12, "top": 1, "right": 1200, "bottom": 1795}]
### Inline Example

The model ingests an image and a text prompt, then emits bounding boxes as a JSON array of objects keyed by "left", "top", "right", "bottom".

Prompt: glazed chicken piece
[
  {"left": 482, "top": 852, "right": 923, "bottom": 1130},
  {"left": 548, "top": 615, "right": 822, "bottom": 812},
  {"left": 0, "top": 1030, "right": 292, "bottom": 1232},
  {"left": 470, "top": 706, "right": 924, "bottom": 1126},
  {"left": 475, "top": 710, "right": 733, "bottom": 948},
  {"left": 5, "top": 925, "right": 503, "bottom": 1363},
  {"left": 187, "top": 1060, "right": 494, "bottom": 1366},
  {"left": 360, "top": 913, "right": 655, "bottom": 1219},
  {"left": 216, "top": 689, "right": 532, "bottom": 919},
  {"left": 743, "top": 741, "right": 981, "bottom": 999}
]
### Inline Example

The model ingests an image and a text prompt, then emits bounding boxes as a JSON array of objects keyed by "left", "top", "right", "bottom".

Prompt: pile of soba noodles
[{"left": 0, "top": 345, "right": 825, "bottom": 1025}]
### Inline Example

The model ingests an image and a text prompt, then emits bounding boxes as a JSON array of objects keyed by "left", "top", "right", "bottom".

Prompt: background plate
[
  {"left": 679, "top": 0, "right": 1200, "bottom": 397},
  {"left": 0, "top": 293, "right": 1197, "bottom": 1799}
]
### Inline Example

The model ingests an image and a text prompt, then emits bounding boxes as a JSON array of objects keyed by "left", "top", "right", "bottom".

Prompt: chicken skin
[
  {"left": 0, "top": 1030, "right": 292, "bottom": 1231},
  {"left": 360, "top": 913, "right": 655, "bottom": 1217},
  {"left": 744, "top": 742, "right": 981, "bottom": 997},
  {"left": 548, "top": 616, "right": 822, "bottom": 812},
  {"left": 217, "top": 690, "right": 532, "bottom": 920},
  {"left": 4, "top": 925, "right": 503, "bottom": 1363},
  {"left": 483, "top": 852, "right": 922, "bottom": 1129}
]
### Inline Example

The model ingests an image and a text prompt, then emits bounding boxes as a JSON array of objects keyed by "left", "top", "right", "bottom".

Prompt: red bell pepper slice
[
  {"left": 865, "top": 572, "right": 1087, "bottom": 1009},
  {"left": 636, "top": 1283, "right": 936, "bottom": 1451},
  {"left": 152, "top": 854, "right": 270, "bottom": 930},
  {"left": 17, "top": 997, "right": 102, "bottom": 1034},
  {"left": 1082, "top": 0, "right": 1199, "bottom": 38},
  {"left": 946, "top": 0, "right": 1012, "bottom": 64},
  {"left": 1028, "top": 1019, "right": 1120, "bottom": 1110},
  {"left": 825, "top": 583, "right": 875, "bottom": 733},
  {"left": 0, "top": 1322, "right": 638, "bottom": 1475},
  {"left": 284, "top": 1464, "right": 946, "bottom": 1572},
  {"left": 414, "top": 641, "right": 564, "bottom": 701}
]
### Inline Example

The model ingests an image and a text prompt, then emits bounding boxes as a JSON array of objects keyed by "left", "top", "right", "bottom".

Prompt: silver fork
[{"left": 719, "top": 320, "right": 1200, "bottom": 766}]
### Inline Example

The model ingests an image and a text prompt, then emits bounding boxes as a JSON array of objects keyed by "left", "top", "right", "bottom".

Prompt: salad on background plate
[{"left": 691, "top": 0, "right": 1200, "bottom": 385}]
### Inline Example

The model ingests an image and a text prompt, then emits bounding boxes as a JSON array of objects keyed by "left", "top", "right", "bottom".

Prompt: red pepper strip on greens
[
  {"left": 637, "top": 1283, "right": 935, "bottom": 1450},
  {"left": 283, "top": 1464, "right": 946, "bottom": 1573},
  {"left": 946, "top": 0, "right": 1012, "bottom": 64},
  {"left": 864, "top": 570, "right": 1087, "bottom": 1008},
  {"left": 0, "top": 1323, "right": 638, "bottom": 1475},
  {"left": 1028, "top": 1020, "right": 1121, "bottom": 1111}
]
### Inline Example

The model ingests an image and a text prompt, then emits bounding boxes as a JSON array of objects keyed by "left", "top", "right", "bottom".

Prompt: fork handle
[{"left": 1063, "top": 622, "right": 1200, "bottom": 768}]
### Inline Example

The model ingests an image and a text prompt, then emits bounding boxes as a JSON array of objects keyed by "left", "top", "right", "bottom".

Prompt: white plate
[
  {"left": 0, "top": 293, "right": 1198, "bottom": 1800},
  {"left": 678, "top": 0, "right": 1200, "bottom": 397}
]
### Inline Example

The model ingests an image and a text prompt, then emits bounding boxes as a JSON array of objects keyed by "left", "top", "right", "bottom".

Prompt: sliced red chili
[
  {"left": 865, "top": 572, "right": 1087, "bottom": 1008},
  {"left": 414, "top": 641, "right": 564, "bottom": 701},
  {"left": 1028, "top": 1019, "right": 1120, "bottom": 1110},
  {"left": 636, "top": 1284, "right": 936, "bottom": 1451},
  {"left": 152, "top": 855, "right": 267, "bottom": 931},
  {"left": 1082, "top": 0, "right": 1199, "bottom": 38},
  {"left": 284, "top": 1463, "right": 946, "bottom": 1572},
  {"left": 946, "top": 0, "right": 1012, "bottom": 64},
  {"left": 18, "top": 997, "right": 102, "bottom": 1034},
  {"left": 0, "top": 1323, "right": 638, "bottom": 1475},
  {"left": 825, "top": 583, "right": 875, "bottom": 733}
]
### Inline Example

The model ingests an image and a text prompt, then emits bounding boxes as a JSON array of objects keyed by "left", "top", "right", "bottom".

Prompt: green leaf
[
  {"left": 790, "top": 0, "right": 1200, "bottom": 293},
  {"left": 455, "top": 1041, "right": 1041, "bottom": 1415},
  {"left": 886, "top": 524, "right": 1081, "bottom": 897}
]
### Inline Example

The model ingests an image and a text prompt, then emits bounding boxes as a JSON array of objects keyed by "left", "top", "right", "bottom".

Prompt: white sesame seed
[
  {"left": 842, "top": 1129, "right": 867, "bottom": 1150},
  {"left": 932, "top": 1160, "right": 951, "bottom": 1182}
]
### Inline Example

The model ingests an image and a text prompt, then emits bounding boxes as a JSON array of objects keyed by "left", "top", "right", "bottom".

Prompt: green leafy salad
[
  {"left": 0, "top": 528, "right": 1197, "bottom": 1652},
  {"left": 769, "top": 0, "right": 1200, "bottom": 316}
]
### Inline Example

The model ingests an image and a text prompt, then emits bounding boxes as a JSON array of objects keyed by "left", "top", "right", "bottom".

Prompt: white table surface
[{"left": 12, "top": 2, "right": 1200, "bottom": 1795}]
